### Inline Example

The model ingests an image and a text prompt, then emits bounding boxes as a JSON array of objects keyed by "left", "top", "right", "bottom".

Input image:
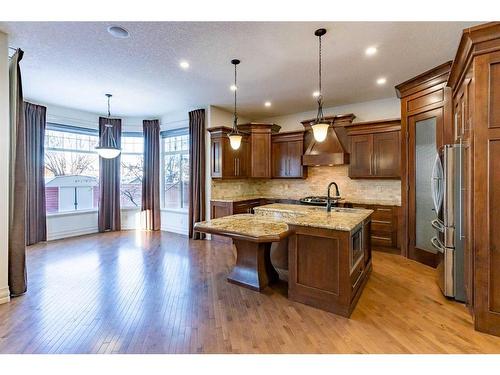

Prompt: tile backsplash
[{"left": 211, "top": 165, "right": 401, "bottom": 204}]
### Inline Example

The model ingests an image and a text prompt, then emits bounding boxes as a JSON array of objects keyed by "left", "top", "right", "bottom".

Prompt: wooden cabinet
[
  {"left": 238, "top": 123, "right": 280, "bottom": 178},
  {"left": 345, "top": 120, "right": 401, "bottom": 179},
  {"left": 271, "top": 131, "right": 307, "bottom": 178},
  {"left": 208, "top": 127, "right": 249, "bottom": 179},
  {"left": 288, "top": 216, "right": 372, "bottom": 317},
  {"left": 209, "top": 123, "right": 280, "bottom": 179},
  {"left": 447, "top": 22, "right": 500, "bottom": 336},
  {"left": 396, "top": 61, "right": 452, "bottom": 268},
  {"left": 349, "top": 134, "right": 372, "bottom": 177},
  {"left": 342, "top": 203, "right": 400, "bottom": 253}
]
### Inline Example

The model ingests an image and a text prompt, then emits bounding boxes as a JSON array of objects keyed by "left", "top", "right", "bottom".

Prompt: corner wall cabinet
[
  {"left": 208, "top": 123, "right": 280, "bottom": 179},
  {"left": 208, "top": 127, "right": 250, "bottom": 179}
]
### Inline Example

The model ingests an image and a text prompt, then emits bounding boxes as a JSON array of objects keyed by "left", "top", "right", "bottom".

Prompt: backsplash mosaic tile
[{"left": 211, "top": 165, "right": 401, "bottom": 205}]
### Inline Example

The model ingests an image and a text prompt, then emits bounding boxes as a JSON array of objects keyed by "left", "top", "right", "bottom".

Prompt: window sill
[
  {"left": 47, "top": 209, "right": 98, "bottom": 218},
  {"left": 161, "top": 208, "right": 188, "bottom": 214}
]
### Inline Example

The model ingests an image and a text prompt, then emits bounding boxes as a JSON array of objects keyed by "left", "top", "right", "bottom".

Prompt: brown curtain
[
  {"left": 8, "top": 49, "right": 27, "bottom": 296},
  {"left": 188, "top": 109, "right": 206, "bottom": 239},
  {"left": 98, "top": 117, "right": 122, "bottom": 232},
  {"left": 25, "top": 102, "right": 47, "bottom": 246},
  {"left": 142, "top": 120, "right": 161, "bottom": 231}
]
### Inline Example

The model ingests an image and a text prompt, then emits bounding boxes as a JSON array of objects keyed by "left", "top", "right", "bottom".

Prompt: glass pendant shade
[
  {"left": 96, "top": 146, "right": 121, "bottom": 159},
  {"left": 312, "top": 122, "right": 330, "bottom": 143},
  {"left": 228, "top": 133, "right": 242, "bottom": 150}
]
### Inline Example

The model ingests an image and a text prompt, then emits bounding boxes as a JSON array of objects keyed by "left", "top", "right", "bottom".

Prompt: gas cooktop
[{"left": 299, "top": 196, "right": 340, "bottom": 206}]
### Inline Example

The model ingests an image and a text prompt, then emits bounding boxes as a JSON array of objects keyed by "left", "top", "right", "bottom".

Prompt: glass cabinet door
[{"left": 414, "top": 116, "right": 438, "bottom": 253}]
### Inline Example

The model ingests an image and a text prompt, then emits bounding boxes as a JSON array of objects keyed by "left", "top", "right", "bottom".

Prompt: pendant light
[
  {"left": 228, "top": 59, "right": 242, "bottom": 150},
  {"left": 95, "top": 94, "right": 121, "bottom": 159},
  {"left": 311, "top": 28, "right": 331, "bottom": 143}
]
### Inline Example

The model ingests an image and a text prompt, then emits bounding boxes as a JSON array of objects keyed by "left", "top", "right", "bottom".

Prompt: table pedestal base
[{"left": 227, "top": 240, "right": 279, "bottom": 291}]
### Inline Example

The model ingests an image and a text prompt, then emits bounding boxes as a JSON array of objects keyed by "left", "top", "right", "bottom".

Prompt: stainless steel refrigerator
[{"left": 431, "top": 143, "right": 465, "bottom": 302}]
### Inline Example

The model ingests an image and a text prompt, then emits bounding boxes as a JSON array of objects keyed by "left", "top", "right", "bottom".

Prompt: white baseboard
[
  {"left": 47, "top": 226, "right": 98, "bottom": 241},
  {"left": 161, "top": 225, "right": 188, "bottom": 236},
  {"left": 0, "top": 286, "right": 10, "bottom": 304}
]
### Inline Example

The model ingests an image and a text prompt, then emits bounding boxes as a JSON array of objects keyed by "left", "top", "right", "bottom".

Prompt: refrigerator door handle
[
  {"left": 431, "top": 153, "right": 444, "bottom": 214},
  {"left": 431, "top": 218, "right": 445, "bottom": 233},
  {"left": 431, "top": 237, "right": 444, "bottom": 253}
]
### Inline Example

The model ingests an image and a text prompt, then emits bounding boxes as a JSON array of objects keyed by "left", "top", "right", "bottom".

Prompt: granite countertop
[
  {"left": 253, "top": 204, "right": 373, "bottom": 232},
  {"left": 193, "top": 214, "right": 290, "bottom": 242},
  {"left": 210, "top": 195, "right": 401, "bottom": 207},
  {"left": 195, "top": 204, "right": 373, "bottom": 241}
]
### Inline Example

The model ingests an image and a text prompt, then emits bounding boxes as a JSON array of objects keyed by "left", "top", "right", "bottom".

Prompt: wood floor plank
[{"left": 0, "top": 230, "right": 499, "bottom": 354}]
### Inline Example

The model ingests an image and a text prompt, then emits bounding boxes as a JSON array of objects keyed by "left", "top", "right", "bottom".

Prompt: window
[
  {"left": 161, "top": 129, "right": 189, "bottom": 210},
  {"left": 44, "top": 124, "right": 99, "bottom": 213},
  {"left": 120, "top": 133, "right": 144, "bottom": 208}
]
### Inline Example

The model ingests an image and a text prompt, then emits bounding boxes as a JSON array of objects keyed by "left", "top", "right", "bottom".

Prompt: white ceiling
[{"left": 0, "top": 21, "right": 478, "bottom": 119}]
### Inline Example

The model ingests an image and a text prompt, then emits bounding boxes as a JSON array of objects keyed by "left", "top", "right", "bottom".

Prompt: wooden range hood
[{"left": 301, "top": 113, "right": 355, "bottom": 166}]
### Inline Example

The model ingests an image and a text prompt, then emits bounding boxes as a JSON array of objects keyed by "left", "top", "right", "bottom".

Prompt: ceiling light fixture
[
  {"left": 95, "top": 94, "right": 121, "bottom": 159},
  {"left": 310, "top": 28, "right": 331, "bottom": 143},
  {"left": 230, "top": 84, "right": 237, "bottom": 91},
  {"left": 107, "top": 26, "right": 130, "bottom": 39},
  {"left": 376, "top": 77, "right": 387, "bottom": 85},
  {"left": 365, "top": 46, "right": 377, "bottom": 56},
  {"left": 264, "top": 101, "right": 271, "bottom": 107},
  {"left": 228, "top": 59, "right": 242, "bottom": 151},
  {"left": 312, "top": 91, "right": 320, "bottom": 98},
  {"left": 179, "top": 60, "right": 190, "bottom": 69}
]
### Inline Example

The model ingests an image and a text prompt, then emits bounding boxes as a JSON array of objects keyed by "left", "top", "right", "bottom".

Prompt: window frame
[
  {"left": 160, "top": 128, "right": 190, "bottom": 212},
  {"left": 44, "top": 123, "right": 100, "bottom": 215},
  {"left": 120, "top": 131, "right": 144, "bottom": 209}
]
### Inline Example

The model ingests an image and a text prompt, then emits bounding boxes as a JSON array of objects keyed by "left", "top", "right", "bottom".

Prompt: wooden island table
[{"left": 194, "top": 204, "right": 373, "bottom": 317}]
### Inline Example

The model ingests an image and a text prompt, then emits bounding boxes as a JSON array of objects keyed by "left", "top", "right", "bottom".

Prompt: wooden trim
[
  {"left": 300, "top": 113, "right": 356, "bottom": 127},
  {"left": 0, "top": 287, "right": 10, "bottom": 305},
  {"left": 344, "top": 119, "right": 401, "bottom": 136},
  {"left": 448, "top": 22, "right": 500, "bottom": 91},
  {"left": 395, "top": 61, "right": 452, "bottom": 98}
]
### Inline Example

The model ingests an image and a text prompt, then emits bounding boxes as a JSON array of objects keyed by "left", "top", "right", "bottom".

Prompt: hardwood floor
[{"left": 0, "top": 230, "right": 499, "bottom": 354}]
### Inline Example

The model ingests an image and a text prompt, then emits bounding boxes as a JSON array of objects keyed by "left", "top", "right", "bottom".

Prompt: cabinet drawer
[
  {"left": 350, "top": 258, "right": 365, "bottom": 290},
  {"left": 371, "top": 235, "right": 393, "bottom": 247},
  {"left": 371, "top": 207, "right": 394, "bottom": 221},
  {"left": 371, "top": 220, "right": 393, "bottom": 233}
]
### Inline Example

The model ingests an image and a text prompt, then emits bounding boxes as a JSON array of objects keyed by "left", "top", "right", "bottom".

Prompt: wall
[
  {"left": 210, "top": 97, "right": 402, "bottom": 205},
  {"left": 258, "top": 97, "right": 400, "bottom": 131},
  {"left": 0, "top": 32, "right": 9, "bottom": 304}
]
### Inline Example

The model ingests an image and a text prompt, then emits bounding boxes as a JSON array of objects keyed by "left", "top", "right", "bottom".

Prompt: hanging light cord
[
  {"left": 315, "top": 33, "right": 325, "bottom": 124},
  {"left": 103, "top": 95, "right": 117, "bottom": 149},
  {"left": 233, "top": 63, "right": 238, "bottom": 130},
  {"left": 107, "top": 95, "right": 111, "bottom": 118}
]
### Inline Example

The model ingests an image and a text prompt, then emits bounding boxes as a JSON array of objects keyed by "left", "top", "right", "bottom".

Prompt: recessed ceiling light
[
  {"left": 376, "top": 77, "right": 387, "bottom": 85},
  {"left": 264, "top": 101, "right": 271, "bottom": 107},
  {"left": 230, "top": 84, "right": 237, "bottom": 91},
  {"left": 312, "top": 91, "right": 320, "bottom": 98},
  {"left": 107, "top": 26, "right": 130, "bottom": 39},
  {"left": 179, "top": 61, "right": 189, "bottom": 69},
  {"left": 365, "top": 46, "right": 377, "bottom": 56}
]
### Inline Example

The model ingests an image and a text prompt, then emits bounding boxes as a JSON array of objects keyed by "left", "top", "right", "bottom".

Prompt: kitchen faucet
[{"left": 326, "top": 182, "right": 340, "bottom": 212}]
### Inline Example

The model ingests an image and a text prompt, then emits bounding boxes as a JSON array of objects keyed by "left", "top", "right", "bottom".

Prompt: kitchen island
[{"left": 194, "top": 204, "right": 373, "bottom": 317}]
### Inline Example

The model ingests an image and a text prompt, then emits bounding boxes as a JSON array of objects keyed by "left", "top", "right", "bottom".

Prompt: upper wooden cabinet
[
  {"left": 271, "top": 131, "right": 307, "bottom": 179},
  {"left": 238, "top": 123, "right": 280, "bottom": 178},
  {"left": 208, "top": 123, "right": 280, "bottom": 179},
  {"left": 345, "top": 119, "right": 401, "bottom": 179},
  {"left": 208, "top": 127, "right": 250, "bottom": 179}
]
